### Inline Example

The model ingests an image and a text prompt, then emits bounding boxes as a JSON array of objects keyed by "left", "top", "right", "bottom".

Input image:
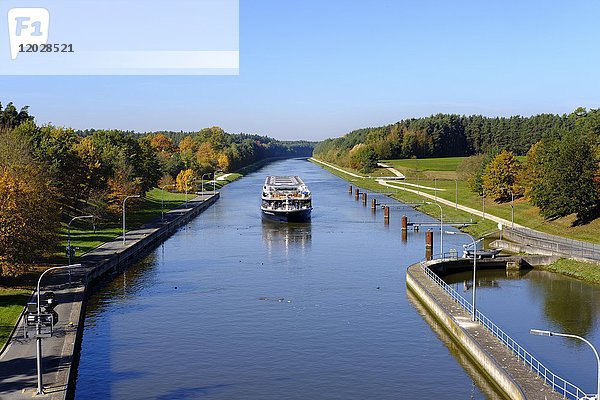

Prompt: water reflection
[
  {"left": 527, "top": 270, "right": 599, "bottom": 337},
  {"left": 262, "top": 220, "right": 312, "bottom": 253}
]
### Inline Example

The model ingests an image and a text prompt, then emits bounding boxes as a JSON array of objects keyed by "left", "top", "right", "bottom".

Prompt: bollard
[
  {"left": 362, "top": 192, "right": 367, "bottom": 206},
  {"left": 371, "top": 198, "right": 377, "bottom": 211},
  {"left": 349, "top": 185, "right": 353, "bottom": 194},
  {"left": 355, "top": 188, "right": 360, "bottom": 200},
  {"left": 402, "top": 229, "right": 407, "bottom": 242},
  {"left": 425, "top": 230, "right": 433, "bottom": 260},
  {"left": 401, "top": 215, "right": 407, "bottom": 231},
  {"left": 384, "top": 206, "right": 390, "bottom": 224}
]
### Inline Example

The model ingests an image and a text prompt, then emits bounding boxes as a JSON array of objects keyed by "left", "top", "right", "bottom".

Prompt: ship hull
[{"left": 261, "top": 208, "right": 312, "bottom": 222}]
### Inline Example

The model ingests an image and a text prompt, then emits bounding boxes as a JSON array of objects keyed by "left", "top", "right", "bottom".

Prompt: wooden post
[
  {"left": 349, "top": 185, "right": 353, "bottom": 194},
  {"left": 355, "top": 188, "right": 360, "bottom": 200},
  {"left": 371, "top": 198, "right": 377, "bottom": 211},
  {"left": 362, "top": 192, "right": 367, "bottom": 206},
  {"left": 425, "top": 230, "right": 433, "bottom": 260},
  {"left": 402, "top": 229, "right": 407, "bottom": 242},
  {"left": 401, "top": 215, "right": 407, "bottom": 231},
  {"left": 384, "top": 206, "right": 390, "bottom": 224}
]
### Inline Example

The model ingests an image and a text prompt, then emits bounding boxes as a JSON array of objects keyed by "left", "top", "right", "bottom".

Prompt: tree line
[
  {"left": 315, "top": 108, "right": 600, "bottom": 224},
  {"left": 313, "top": 112, "right": 573, "bottom": 172},
  {"left": 0, "top": 104, "right": 314, "bottom": 275}
]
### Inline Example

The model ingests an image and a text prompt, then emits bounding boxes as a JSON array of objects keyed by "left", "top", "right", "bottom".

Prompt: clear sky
[{"left": 2, "top": 0, "right": 599, "bottom": 141}]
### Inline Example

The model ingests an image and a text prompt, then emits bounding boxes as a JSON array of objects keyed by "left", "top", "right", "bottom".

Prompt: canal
[{"left": 73, "top": 158, "right": 595, "bottom": 399}]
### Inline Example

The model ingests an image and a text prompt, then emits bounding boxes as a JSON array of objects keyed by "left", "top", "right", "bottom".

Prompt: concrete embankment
[
  {"left": 0, "top": 193, "right": 219, "bottom": 400},
  {"left": 406, "top": 260, "right": 564, "bottom": 400}
]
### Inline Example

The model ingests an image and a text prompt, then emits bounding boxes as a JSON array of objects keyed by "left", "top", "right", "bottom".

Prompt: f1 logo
[{"left": 7, "top": 8, "right": 49, "bottom": 60}]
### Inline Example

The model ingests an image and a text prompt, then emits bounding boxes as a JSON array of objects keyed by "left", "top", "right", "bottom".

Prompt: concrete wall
[{"left": 406, "top": 265, "right": 527, "bottom": 400}]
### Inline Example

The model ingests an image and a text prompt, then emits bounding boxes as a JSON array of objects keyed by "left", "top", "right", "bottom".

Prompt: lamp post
[
  {"left": 510, "top": 190, "right": 515, "bottom": 228},
  {"left": 434, "top": 178, "right": 437, "bottom": 201},
  {"left": 213, "top": 170, "right": 222, "bottom": 192},
  {"left": 445, "top": 231, "right": 484, "bottom": 322},
  {"left": 160, "top": 184, "right": 176, "bottom": 223},
  {"left": 35, "top": 264, "right": 81, "bottom": 395},
  {"left": 122, "top": 195, "right": 140, "bottom": 245},
  {"left": 482, "top": 189, "right": 486, "bottom": 220},
  {"left": 530, "top": 329, "right": 600, "bottom": 399},
  {"left": 425, "top": 201, "right": 443, "bottom": 258},
  {"left": 201, "top": 173, "right": 211, "bottom": 194},
  {"left": 455, "top": 179, "right": 458, "bottom": 210},
  {"left": 66, "top": 215, "right": 94, "bottom": 284}
]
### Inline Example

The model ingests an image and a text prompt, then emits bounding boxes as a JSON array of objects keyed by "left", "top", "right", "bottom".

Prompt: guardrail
[
  {"left": 504, "top": 227, "right": 600, "bottom": 262},
  {"left": 419, "top": 257, "right": 589, "bottom": 400}
]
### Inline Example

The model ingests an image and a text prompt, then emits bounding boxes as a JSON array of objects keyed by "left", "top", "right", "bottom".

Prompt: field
[{"left": 312, "top": 157, "right": 600, "bottom": 244}]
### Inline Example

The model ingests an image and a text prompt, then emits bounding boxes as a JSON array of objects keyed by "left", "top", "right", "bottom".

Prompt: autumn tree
[
  {"left": 0, "top": 129, "right": 60, "bottom": 275},
  {"left": 176, "top": 168, "right": 196, "bottom": 194},
  {"left": 482, "top": 150, "right": 523, "bottom": 202}
]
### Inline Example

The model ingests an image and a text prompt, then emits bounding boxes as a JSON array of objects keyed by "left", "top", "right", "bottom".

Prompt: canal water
[{"left": 73, "top": 158, "right": 595, "bottom": 399}]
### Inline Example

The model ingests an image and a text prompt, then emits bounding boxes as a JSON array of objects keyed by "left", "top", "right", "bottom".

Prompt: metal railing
[
  {"left": 418, "top": 258, "right": 589, "bottom": 400},
  {"left": 504, "top": 227, "right": 600, "bottom": 262}
]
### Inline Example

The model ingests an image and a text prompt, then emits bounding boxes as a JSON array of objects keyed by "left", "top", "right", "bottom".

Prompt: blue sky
[{"left": 2, "top": 0, "right": 599, "bottom": 140}]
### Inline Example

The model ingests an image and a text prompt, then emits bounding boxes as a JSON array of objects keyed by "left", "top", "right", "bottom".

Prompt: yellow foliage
[{"left": 176, "top": 169, "right": 196, "bottom": 193}]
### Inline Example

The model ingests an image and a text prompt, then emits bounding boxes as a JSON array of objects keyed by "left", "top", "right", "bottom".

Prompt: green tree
[{"left": 482, "top": 150, "right": 522, "bottom": 202}]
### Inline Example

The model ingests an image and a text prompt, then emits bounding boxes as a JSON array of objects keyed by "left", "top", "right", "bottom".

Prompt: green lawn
[
  {"left": 59, "top": 188, "right": 190, "bottom": 262},
  {"left": 539, "top": 259, "right": 600, "bottom": 286},
  {"left": 311, "top": 158, "right": 600, "bottom": 244},
  {"left": 384, "top": 157, "right": 467, "bottom": 172},
  {"left": 0, "top": 288, "right": 30, "bottom": 348}
]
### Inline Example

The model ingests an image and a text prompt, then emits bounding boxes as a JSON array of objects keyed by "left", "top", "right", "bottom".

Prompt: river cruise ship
[{"left": 261, "top": 176, "right": 312, "bottom": 222}]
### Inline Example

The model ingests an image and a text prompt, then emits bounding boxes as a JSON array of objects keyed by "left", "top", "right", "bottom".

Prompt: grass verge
[
  {"left": 0, "top": 288, "right": 30, "bottom": 348},
  {"left": 537, "top": 259, "right": 600, "bottom": 286},
  {"left": 310, "top": 159, "right": 497, "bottom": 238}
]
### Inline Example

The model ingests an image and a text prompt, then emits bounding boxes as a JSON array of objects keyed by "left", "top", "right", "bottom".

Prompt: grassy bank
[
  {"left": 0, "top": 289, "right": 30, "bottom": 348},
  {"left": 537, "top": 259, "right": 600, "bottom": 286},
  {"left": 58, "top": 188, "right": 190, "bottom": 262},
  {"left": 313, "top": 157, "right": 600, "bottom": 244},
  {"left": 310, "top": 159, "right": 497, "bottom": 238}
]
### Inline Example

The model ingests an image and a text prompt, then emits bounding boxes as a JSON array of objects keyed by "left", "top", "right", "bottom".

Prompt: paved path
[
  {"left": 310, "top": 158, "right": 365, "bottom": 178},
  {"left": 216, "top": 173, "right": 233, "bottom": 181},
  {"left": 0, "top": 193, "right": 218, "bottom": 400},
  {"left": 376, "top": 179, "right": 524, "bottom": 229},
  {"left": 376, "top": 162, "right": 406, "bottom": 179}
]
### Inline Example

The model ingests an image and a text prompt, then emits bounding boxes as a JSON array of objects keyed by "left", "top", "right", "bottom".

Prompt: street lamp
[
  {"left": 455, "top": 179, "right": 458, "bottom": 210},
  {"left": 66, "top": 215, "right": 94, "bottom": 284},
  {"left": 35, "top": 264, "right": 81, "bottom": 395},
  {"left": 510, "top": 190, "right": 515, "bottom": 228},
  {"left": 201, "top": 173, "right": 211, "bottom": 194},
  {"left": 530, "top": 329, "right": 600, "bottom": 399},
  {"left": 213, "top": 170, "right": 222, "bottom": 192},
  {"left": 434, "top": 178, "right": 437, "bottom": 201},
  {"left": 482, "top": 189, "right": 486, "bottom": 220},
  {"left": 160, "top": 184, "right": 176, "bottom": 223},
  {"left": 122, "top": 195, "right": 141, "bottom": 245},
  {"left": 445, "top": 231, "right": 484, "bottom": 322},
  {"left": 425, "top": 201, "right": 443, "bottom": 258}
]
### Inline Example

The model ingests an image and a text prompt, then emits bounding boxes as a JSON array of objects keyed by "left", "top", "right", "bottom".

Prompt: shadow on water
[{"left": 406, "top": 290, "right": 506, "bottom": 400}]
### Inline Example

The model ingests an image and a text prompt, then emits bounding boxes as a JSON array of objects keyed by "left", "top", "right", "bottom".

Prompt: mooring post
[
  {"left": 362, "top": 192, "right": 367, "bottom": 206},
  {"left": 401, "top": 215, "right": 407, "bottom": 231},
  {"left": 371, "top": 198, "right": 377, "bottom": 211},
  {"left": 384, "top": 206, "right": 390, "bottom": 224},
  {"left": 349, "top": 184, "right": 353, "bottom": 194},
  {"left": 425, "top": 230, "right": 433, "bottom": 260},
  {"left": 355, "top": 188, "right": 360, "bottom": 200},
  {"left": 402, "top": 229, "right": 407, "bottom": 242}
]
